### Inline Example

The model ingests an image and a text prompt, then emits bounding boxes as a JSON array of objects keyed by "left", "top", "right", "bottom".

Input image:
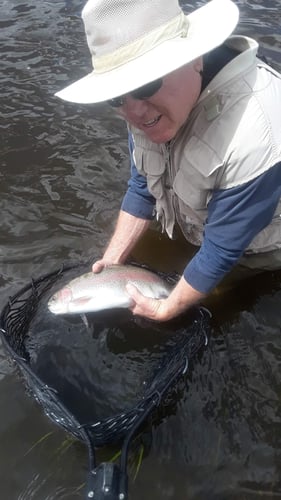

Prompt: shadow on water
[{"left": 0, "top": 0, "right": 281, "bottom": 499}]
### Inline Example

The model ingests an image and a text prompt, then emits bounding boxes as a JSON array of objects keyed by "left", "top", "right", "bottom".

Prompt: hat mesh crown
[{"left": 82, "top": 0, "right": 183, "bottom": 59}]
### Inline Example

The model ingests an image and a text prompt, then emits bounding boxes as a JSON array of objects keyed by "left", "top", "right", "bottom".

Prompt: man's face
[{"left": 114, "top": 62, "right": 202, "bottom": 144}]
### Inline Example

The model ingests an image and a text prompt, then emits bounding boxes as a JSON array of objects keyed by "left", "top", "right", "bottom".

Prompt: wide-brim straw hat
[{"left": 55, "top": 0, "right": 239, "bottom": 104}]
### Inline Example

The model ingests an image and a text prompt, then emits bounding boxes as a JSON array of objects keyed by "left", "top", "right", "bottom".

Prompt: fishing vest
[{"left": 130, "top": 36, "right": 281, "bottom": 253}]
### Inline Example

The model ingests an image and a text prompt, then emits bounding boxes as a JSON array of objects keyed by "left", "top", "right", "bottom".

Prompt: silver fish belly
[{"left": 48, "top": 264, "right": 172, "bottom": 315}]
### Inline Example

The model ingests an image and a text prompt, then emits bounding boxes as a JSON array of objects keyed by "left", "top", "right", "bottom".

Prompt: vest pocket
[
  {"left": 135, "top": 146, "right": 166, "bottom": 200},
  {"left": 173, "top": 168, "right": 209, "bottom": 211}
]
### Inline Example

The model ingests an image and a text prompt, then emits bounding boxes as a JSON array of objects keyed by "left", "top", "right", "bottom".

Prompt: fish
[{"left": 48, "top": 264, "right": 173, "bottom": 315}]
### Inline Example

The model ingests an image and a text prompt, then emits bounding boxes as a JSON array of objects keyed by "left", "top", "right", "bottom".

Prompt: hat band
[{"left": 93, "top": 12, "right": 189, "bottom": 73}]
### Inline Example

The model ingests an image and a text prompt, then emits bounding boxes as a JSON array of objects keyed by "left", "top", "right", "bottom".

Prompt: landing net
[{"left": 0, "top": 263, "right": 210, "bottom": 499}]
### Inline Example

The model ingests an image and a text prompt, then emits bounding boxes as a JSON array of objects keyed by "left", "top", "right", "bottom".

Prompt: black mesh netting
[{"left": 0, "top": 262, "right": 210, "bottom": 499}]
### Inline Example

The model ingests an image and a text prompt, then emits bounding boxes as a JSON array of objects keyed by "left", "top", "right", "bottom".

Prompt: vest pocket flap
[
  {"left": 182, "top": 136, "right": 223, "bottom": 177},
  {"left": 134, "top": 147, "right": 165, "bottom": 176}
]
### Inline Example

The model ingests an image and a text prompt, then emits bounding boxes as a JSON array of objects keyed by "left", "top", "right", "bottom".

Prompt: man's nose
[{"left": 122, "top": 95, "right": 149, "bottom": 119}]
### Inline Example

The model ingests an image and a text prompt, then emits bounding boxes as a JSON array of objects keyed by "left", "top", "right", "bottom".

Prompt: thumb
[
  {"left": 92, "top": 261, "right": 104, "bottom": 273},
  {"left": 126, "top": 283, "right": 143, "bottom": 302}
]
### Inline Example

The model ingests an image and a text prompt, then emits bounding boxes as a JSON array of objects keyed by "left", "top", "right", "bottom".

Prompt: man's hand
[
  {"left": 126, "top": 276, "right": 205, "bottom": 322},
  {"left": 92, "top": 210, "right": 150, "bottom": 273},
  {"left": 92, "top": 259, "right": 115, "bottom": 273},
  {"left": 126, "top": 283, "right": 166, "bottom": 320}
]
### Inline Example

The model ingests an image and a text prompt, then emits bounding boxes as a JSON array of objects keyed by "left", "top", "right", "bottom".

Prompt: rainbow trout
[{"left": 48, "top": 264, "right": 172, "bottom": 315}]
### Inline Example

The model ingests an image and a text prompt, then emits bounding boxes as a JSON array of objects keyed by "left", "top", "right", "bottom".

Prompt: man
[{"left": 55, "top": 0, "right": 281, "bottom": 321}]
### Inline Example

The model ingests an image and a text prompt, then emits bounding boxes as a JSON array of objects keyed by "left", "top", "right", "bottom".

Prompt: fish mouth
[{"left": 143, "top": 115, "right": 162, "bottom": 128}]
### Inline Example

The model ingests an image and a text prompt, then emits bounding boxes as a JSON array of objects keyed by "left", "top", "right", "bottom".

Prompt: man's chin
[{"left": 143, "top": 127, "right": 175, "bottom": 144}]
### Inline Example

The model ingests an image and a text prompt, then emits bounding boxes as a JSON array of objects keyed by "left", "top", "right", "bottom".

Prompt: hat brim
[{"left": 55, "top": 0, "right": 239, "bottom": 104}]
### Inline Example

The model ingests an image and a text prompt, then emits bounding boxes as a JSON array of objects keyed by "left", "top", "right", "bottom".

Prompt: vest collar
[{"left": 198, "top": 35, "right": 259, "bottom": 103}]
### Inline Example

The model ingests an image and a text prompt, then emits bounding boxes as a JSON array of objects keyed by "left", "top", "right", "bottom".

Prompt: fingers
[
  {"left": 126, "top": 283, "right": 162, "bottom": 320},
  {"left": 92, "top": 260, "right": 105, "bottom": 273},
  {"left": 92, "top": 257, "right": 123, "bottom": 273},
  {"left": 125, "top": 283, "right": 142, "bottom": 303}
]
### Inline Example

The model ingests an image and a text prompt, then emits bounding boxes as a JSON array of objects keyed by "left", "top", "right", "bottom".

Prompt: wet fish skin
[{"left": 48, "top": 264, "right": 173, "bottom": 315}]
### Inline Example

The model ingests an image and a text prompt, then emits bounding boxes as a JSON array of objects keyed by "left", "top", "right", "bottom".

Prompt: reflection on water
[{"left": 1, "top": 0, "right": 281, "bottom": 499}]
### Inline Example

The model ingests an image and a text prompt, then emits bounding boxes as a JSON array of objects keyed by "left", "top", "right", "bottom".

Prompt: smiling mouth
[{"left": 143, "top": 115, "right": 162, "bottom": 128}]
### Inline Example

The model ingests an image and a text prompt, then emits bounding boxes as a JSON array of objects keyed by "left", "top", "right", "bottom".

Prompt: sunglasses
[{"left": 108, "top": 78, "right": 163, "bottom": 108}]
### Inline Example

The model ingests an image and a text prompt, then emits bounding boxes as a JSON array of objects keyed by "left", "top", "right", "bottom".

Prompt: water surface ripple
[{"left": 0, "top": 0, "right": 281, "bottom": 499}]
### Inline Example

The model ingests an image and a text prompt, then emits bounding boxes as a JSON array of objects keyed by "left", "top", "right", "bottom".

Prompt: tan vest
[{"left": 130, "top": 36, "right": 281, "bottom": 253}]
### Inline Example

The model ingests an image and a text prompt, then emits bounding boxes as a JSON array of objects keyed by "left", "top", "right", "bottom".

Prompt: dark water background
[{"left": 1, "top": 0, "right": 281, "bottom": 498}]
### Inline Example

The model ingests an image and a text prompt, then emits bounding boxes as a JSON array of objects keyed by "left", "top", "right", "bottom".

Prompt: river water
[{"left": 1, "top": 0, "right": 281, "bottom": 499}]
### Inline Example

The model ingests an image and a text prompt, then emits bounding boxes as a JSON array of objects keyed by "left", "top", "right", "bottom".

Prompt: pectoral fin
[{"left": 72, "top": 296, "right": 93, "bottom": 305}]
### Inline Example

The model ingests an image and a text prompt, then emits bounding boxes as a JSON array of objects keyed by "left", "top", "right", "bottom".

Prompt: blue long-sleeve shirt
[{"left": 121, "top": 135, "right": 281, "bottom": 293}]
